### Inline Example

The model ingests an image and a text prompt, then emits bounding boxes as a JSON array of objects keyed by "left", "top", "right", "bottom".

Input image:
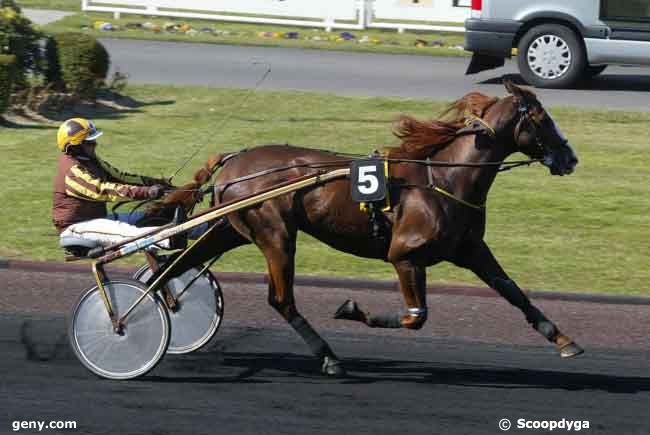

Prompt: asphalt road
[
  {"left": 1, "top": 268, "right": 650, "bottom": 435},
  {"left": 103, "top": 39, "right": 650, "bottom": 112},
  {"left": 3, "top": 317, "right": 650, "bottom": 435}
]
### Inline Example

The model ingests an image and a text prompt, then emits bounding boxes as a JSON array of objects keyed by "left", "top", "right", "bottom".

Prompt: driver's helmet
[{"left": 56, "top": 118, "right": 103, "bottom": 152}]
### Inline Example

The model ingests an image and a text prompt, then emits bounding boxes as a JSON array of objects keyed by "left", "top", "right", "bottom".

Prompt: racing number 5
[
  {"left": 350, "top": 159, "right": 386, "bottom": 202},
  {"left": 358, "top": 165, "right": 379, "bottom": 194}
]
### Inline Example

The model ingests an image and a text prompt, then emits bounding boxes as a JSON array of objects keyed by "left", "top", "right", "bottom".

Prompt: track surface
[
  {"left": 1, "top": 268, "right": 649, "bottom": 435},
  {"left": 103, "top": 39, "right": 650, "bottom": 111}
]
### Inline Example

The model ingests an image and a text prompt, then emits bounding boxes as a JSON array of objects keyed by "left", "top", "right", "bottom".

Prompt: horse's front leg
[
  {"left": 334, "top": 260, "right": 428, "bottom": 330},
  {"left": 453, "top": 239, "right": 584, "bottom": 358}
]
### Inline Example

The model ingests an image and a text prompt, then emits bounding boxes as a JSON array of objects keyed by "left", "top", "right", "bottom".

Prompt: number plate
[{"left": 350, "top": 159, "right": 386, "bottom": 202}]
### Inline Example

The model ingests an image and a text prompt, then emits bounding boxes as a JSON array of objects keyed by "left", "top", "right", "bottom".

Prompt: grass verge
[
  {"left": 18, "top": 0, "right": 79, "bottom": 11},
  {"left": 1, "top": 85, "right": 648, "bottom": 296}
]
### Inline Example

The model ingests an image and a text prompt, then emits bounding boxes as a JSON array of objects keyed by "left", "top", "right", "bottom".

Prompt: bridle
[
  {"left": 512, "top": 98, "right": 567, "bottom": 164},
  {"left": 412, "top": 97, "right": 554, "bottom": 212}
]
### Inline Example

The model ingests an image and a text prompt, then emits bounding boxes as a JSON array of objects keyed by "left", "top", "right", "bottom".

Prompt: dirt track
[
  {"left": 2, "top": 267, "right": 650, "bottom": 351},
  {"left": 2, "top": 267, "right": 650, "bottom": 435}
]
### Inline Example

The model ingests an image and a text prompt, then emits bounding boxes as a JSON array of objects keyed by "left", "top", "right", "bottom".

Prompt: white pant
[{"left": 60, "top": 218, "right": 170, "bottom": 249}]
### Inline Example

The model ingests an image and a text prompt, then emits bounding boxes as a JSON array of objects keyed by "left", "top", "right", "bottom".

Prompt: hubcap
[{"left": 527, "top": 34, "right": 572, "bottom": 80}]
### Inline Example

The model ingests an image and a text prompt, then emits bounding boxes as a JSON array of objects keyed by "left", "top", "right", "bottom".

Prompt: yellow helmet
[{"left": 56, "top": 118, "right": 103, "bottom": 152}]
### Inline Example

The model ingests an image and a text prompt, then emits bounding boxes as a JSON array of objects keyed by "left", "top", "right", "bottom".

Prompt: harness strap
[
  {"left": 425, "top": 158, "right": 484, "bottom": 211},
  {"left": 426, "top": 157, "right": 434, "bottom": 186},
  {"left": 212, "top": 151, "right": 243, "bottom": 175},
  {"left": 433, "top": 186, "right": 485, "bottom": 211}
]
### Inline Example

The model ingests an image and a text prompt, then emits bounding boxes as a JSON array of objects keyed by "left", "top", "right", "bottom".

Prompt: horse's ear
[
  {"left": 503, "top": 79, "right": 523, "bottom": 97},
  {"left": 503, "top": 79, "right": 538, "bottom": 108}
]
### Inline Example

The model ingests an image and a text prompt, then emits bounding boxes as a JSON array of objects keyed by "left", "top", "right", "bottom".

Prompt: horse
[{"left": 153, "top": 81, "right": 582, "bottom": 376}]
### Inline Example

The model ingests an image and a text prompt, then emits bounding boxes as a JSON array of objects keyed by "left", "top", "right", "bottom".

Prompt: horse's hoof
[
  {"left": 333, "top": 299, "right": 359, "bottom": 320},
  {"left": 321, "top": 356, "right": 346, "bottom": 377},
  {"left": 559, "top": 342, "right": 585, "bottom": 358}
]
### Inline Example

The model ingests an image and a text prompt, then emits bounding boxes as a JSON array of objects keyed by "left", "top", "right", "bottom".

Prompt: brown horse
[{"left": 156, "top": 81, "right": 581, "bottom": 376}]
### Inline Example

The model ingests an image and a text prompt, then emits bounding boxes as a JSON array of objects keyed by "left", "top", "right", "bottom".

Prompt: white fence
[
  {"left": 370, "top": 0, "right": 469, "bottom": 32},
  {"left": 82, "top": 0, "right": 469, "bottom": 32}
]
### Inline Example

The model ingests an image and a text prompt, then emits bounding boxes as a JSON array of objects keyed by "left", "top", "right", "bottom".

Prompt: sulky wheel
[
  {"left": 134, "top": 265, "right": 224, "bottom": 354},
  {"left": 68, "top": 279, "right": 170, "bottom": 380}
]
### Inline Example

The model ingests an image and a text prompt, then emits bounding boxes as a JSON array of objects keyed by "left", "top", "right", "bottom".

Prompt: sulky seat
[{"left": 60, "top": 236, "right": 101, "bottom": 258}]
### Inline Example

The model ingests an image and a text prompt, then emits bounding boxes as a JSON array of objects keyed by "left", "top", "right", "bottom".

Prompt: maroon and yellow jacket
[{"left": 52, "top": 153, "right": 159, "bottom": 233}]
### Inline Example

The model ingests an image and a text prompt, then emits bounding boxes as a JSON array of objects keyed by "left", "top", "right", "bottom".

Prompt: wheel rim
[
  {"left": 527, "top": 34, "right": 572, "bottom": 80},
  {"left": 135, "top": 266, "right": 223, "bottom": 354},
  {"left": 70, "top": 281, "right": 169, "bottom": 380}
]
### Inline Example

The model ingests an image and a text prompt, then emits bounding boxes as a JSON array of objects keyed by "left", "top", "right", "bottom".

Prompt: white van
[{"left": 464, "top": 0, "right": 650, "bottom": 88}]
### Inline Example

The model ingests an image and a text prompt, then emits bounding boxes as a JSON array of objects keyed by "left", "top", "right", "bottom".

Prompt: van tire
[{"left": 517, "top": 24, "right": 586, "bottom": 89}]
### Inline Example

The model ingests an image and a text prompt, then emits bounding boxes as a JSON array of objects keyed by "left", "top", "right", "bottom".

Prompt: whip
[{"left": 167, "top": 61, "right": 272, "bottom": 183}]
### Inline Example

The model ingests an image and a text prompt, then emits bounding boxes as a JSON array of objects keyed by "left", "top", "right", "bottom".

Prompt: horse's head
[{"left": 501, "top": 81, "right": 578, "bottom": 176}]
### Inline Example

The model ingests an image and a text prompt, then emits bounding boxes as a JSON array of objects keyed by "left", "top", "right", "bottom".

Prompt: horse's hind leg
[
  {"left": 335, "top": 260, "right": 428, "bottom": 330},
  {"left": 256, "top": 224, "right": 346, "bottom": 377},
  {"left": 454, "top": 239, "right": 584, "bottom": 358}
]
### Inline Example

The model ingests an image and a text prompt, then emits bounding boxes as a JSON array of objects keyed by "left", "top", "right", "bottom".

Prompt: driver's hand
[
  {"left": 146, "top": 184, "right": 166, "bottom": 199},
  {"left": 156, "top": 177, "right": 174, "bottom": 188}
]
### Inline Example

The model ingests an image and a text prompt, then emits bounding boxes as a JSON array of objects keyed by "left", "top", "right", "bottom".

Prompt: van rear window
[{"left": 601, "top": 0, "right": 650, "bottom": 21}]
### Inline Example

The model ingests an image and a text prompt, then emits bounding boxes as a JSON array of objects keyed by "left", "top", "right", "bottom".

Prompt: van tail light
[{"left": 471, "top": 0, "right": 482, "bottom": 18}]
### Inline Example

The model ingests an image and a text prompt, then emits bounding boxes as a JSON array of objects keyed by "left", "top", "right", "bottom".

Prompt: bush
[
  {"left": 0, "top": 0, "right": 21, "bottom": 12},
  {"left": 92, "top": 39, "right": 110, "bottom": 80},
  {"left": 0, "top": 53, "right": 15, "bottom": 114},
  {"left": 43, "top": 36, "right": 61, "bottom": 86},
  {"left": 45, "top": 32, "right": 111, "bottom": 98},
  {"left": 0, "top": 2, "right": 42, "bottom": 89}
]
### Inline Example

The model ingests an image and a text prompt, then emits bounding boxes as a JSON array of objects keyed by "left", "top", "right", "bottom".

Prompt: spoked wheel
[
  {"left": 134, "top": 264, "right": 224, "bottom": 354},
  {"left": 68, "top": 279, "right": 170, "bottom": 380}
]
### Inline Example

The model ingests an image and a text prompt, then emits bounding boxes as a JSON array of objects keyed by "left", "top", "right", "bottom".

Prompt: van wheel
[{"left": 517, "top": 24, "right": 586, "bottom": 88}]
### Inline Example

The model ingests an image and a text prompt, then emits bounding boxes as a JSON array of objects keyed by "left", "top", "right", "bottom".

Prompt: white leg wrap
[{"left": 407, "top": 307, "right": 427, "bottom": 317}]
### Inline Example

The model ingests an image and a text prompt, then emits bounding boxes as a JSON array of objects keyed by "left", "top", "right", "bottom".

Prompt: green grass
[
  {"left": 1, "top": 85, "right": 649, "bottom": 296},
  {"left": 17, "top": 0, "right": 79, "bottom": 11},
  {"left": 27, "top": 8, "right": 467, "bottom": 57}
]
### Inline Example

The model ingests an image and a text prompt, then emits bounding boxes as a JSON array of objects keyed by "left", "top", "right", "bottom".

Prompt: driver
[{"left": 52, "top": 118, "right": 173, "bottom": 248}]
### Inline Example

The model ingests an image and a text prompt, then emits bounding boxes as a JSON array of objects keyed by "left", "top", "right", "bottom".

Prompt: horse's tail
[{"left": 146, "top": 153, "right": 230, "bottom": 218}]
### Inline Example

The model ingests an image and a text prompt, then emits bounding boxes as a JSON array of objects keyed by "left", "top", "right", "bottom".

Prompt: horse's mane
[{"left": 389, "top": 92, "right": 499, "bottom": 158}]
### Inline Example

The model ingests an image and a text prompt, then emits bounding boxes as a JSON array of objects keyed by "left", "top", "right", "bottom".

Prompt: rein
[
  {"left": 164, "top": 155, "right": 541, "bottom": 195},
  {"left": 201, "top": 153, "right": 538, "bottom": 213},
  {"left": 153, "top": 106, "right": 545, "bottom": 213}
]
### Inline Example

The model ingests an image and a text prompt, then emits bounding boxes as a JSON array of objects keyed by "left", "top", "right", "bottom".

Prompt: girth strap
[{"left": 425, "top": 157, "right": 485, "bottom": 211}]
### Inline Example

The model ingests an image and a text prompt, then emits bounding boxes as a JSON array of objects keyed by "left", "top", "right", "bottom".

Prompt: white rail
[
  {"left": 82, "top": 0, "right": 367, "bottom": 31},
  {"left": 369, "top": 0, "right": 467, "bottom": 33},
  {"left": 81, "top": 0, "right": 468, "bottom": 32}
]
